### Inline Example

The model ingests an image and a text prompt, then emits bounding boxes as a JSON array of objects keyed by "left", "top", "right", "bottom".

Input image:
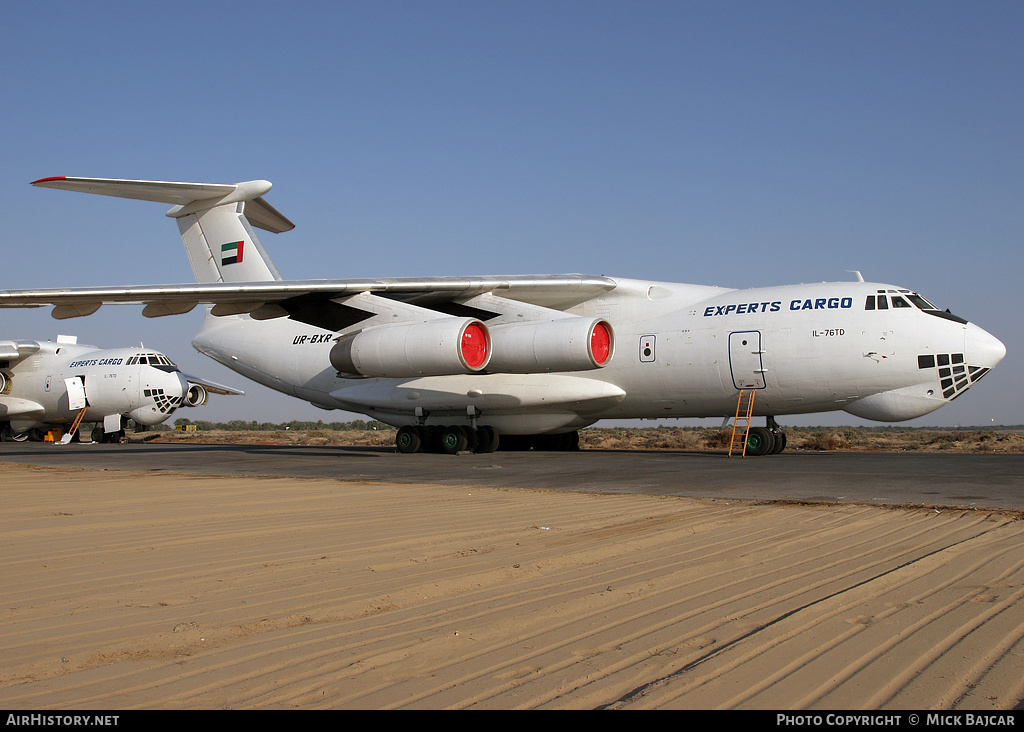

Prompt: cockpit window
[
  {"left": 908, "top": 294, "right": 936, "bottom": 309},
  {"left": 129, "top": 353, "right": 178, "bottom": 369},
  {"left": 866, "top": 290, "right": 968, "bottom": 323},
  {"left": 911, "top": 292, "right": 969, "bottom": 324}
]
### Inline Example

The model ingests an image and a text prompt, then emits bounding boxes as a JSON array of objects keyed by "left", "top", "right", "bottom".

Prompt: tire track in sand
[{"left": 1, "top": 465, "right": 1021, "bottom": 710}]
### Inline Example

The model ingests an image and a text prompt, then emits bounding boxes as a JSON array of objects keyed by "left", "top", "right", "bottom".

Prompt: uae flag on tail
[{"left": 221, "top": 240, "right": 244, "bottom": 266}]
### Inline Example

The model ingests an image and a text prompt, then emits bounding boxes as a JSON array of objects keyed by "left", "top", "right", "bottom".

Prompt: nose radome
[
  {"left": 173, "top": 371, "right": 190, "bottom": 400},
  {"left": 965, "top": 323, "right": 1006, "bottom": 369}
]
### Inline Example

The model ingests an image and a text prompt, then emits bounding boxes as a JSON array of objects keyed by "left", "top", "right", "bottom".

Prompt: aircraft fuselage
[
  {"left": 0, "top": 341, "right": 192, "bottom": 438},
  {"left": 192, "top": 277, "right": 1004, "bottom": 435}
]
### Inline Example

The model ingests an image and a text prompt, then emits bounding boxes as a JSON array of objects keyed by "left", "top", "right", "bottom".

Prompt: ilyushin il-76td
[
  {"left": 0, "top": 334, "right": 241, "bottom": 444},
  {"left": 0, "top": 176, "right": 1005, "bottom": 455}
]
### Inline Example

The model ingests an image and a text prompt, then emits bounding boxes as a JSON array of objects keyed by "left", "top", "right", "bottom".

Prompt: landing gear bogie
[
  {"left": 395, "top": 424, "right": 502, "bottom": 454},
  {"left": 88, "top": 426, "right": 126, "bottom": 444},
  {"left": 737, "top": 417, "right": 788, "bottom": 456}
]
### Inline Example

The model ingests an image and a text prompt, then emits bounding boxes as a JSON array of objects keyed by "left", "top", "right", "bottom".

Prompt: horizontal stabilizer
[
  {"left": 32, "top": 176, "right": 239, "bottom": 205},
  {"left": 31, "top": 177, "right": 294, "bottom": 233},
  {"left": 242, "top": 197, "right": 295, "bottom": 234}
]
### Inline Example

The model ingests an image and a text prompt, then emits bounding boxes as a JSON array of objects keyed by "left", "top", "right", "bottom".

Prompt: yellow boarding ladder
[
  {"left": 728, "top": 390, "right": 756, "bottom": 457},
  {"left": 59, "top": 407, "right": 89, "bottom": 445}
]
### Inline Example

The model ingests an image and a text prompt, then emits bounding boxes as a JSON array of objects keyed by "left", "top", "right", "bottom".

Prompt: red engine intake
[{"left": 590, "top": 321, "right": 612, "bottom": 366}]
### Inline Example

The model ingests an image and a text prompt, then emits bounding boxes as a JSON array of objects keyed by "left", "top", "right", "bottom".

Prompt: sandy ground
[{"left": 1, "top": 463, "right": 1022, "bottom": 710}]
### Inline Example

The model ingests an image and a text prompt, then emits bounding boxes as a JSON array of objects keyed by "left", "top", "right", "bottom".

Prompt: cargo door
[{"left": 729, "top": 331, "right": 766, "bottom": 389}]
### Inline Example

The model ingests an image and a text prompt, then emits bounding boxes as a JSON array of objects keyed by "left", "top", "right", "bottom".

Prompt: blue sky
[{"left": 2, "top": 1, "right": 1021, "bottom": 426}]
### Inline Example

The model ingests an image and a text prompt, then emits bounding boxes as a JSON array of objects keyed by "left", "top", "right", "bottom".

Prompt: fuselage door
[
  {"left": 64, "top": 376, "right": 87, "bottom": 410},
  {"left": 729, "top": 331, "right": 766, "bottom": 389}
]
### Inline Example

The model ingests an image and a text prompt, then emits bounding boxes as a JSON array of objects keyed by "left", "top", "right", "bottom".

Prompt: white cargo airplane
[
  {"left": 0, "top": 334, "right": 241, "bottom": 443},
  {"left": 0, "top": 176, "right": 1005, "bottom": 455}
]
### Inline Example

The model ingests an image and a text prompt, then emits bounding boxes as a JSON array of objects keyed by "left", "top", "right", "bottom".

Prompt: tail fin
[{"left": 31, "top": 177, "right": 293, "bottom": 283}]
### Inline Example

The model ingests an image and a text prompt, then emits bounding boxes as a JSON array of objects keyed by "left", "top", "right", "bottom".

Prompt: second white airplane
[
  {"left": 0, "top": 334, "right": 241, "bottom": 443},
  {"left": 0, "top": 176, "right": 1005, "bottom": 455}
]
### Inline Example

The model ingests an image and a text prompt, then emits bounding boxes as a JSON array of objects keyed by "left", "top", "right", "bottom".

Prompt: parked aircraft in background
[
  {"left": 0, "top": 334, "right": 241, "bottom": 443},
  {"left": 0, "top": 176, "right": 1005, "bottom": 454}
]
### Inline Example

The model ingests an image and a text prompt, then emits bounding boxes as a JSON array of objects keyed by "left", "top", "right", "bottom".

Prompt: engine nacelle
[
  {"left": 330, "top": 318, "right": 491, "bottom": 377},
  {"left": 184, "top": 384, "right": 208, "bottom": 406},
  {"left": 486, "top": 318, "right": 613, "bottom": 373}
]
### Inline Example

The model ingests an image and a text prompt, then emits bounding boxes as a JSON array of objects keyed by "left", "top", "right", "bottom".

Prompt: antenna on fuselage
[{"left": 848, "top": 271, "right": 865, "bottom": 282}]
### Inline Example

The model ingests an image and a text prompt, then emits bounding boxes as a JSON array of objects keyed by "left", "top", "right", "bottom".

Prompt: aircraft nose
[
  {"left": 965, "top": 323, "right": 1006, "bottom": 370},
  {"left": 173, "top": 371, "right": 190, "bottom": 399}
]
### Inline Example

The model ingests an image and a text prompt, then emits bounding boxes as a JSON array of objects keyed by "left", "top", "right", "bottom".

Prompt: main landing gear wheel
[
  {"left": 395, "top": 425, "right": 501, "bottom": 454},
  {"left": 441, "top": 426, "right": 470, "bottom": 455},
  {"left": 475, "top": 426, "right": 500, "bottom": 454},
  {"left": 395, "top": 425, "right": 422, "bottom": 454},
  {"left": 89, "top": 427, "right": 126, "bottom": 444}
]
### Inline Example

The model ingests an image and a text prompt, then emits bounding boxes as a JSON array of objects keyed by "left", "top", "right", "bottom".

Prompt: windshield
[
  {"left": 908, "top": 292, "right": 968, "bottom": 325},
  {"left": 907, "top": 294, "right": 937, "bottom": 310},
  {"left": 127, "top": 353, "right": 178, "bottom": 369}
]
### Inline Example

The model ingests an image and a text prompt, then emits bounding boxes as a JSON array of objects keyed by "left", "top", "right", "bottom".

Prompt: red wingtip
[{"left": 31, "top": 176, "right": 68, "bottom": 185}]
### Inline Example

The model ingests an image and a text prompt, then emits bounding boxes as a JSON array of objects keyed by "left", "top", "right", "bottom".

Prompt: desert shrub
[
  {"left": 702, "top": 430, "right": 733, "bottom": 448},
  {"left": 799, "top": 431, "right": 849, "bottom": 451}
]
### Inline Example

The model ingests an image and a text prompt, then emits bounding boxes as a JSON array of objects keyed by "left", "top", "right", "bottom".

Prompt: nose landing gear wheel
[{"left": 745, "top": 426, "right": 776, "bottom": 456}]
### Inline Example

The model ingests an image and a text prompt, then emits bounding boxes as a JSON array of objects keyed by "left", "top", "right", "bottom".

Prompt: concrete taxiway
[{"left": 1, "top": 442, "right": 1021, "bottom": 511}]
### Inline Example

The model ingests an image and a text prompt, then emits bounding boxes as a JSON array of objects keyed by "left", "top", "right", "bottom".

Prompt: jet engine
[
  {"left": 184, "top": 383, "right": 209, "bottom": 406},
  {"left": 486, "top": 318, "right": 613, "bottom": 373},
  {"left": 330, "top": 318, "right": 491, "bottom": 377}
]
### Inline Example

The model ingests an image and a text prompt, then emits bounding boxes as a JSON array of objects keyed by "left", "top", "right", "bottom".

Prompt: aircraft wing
[
  {"left": 0, "top": 340, "right": 41, "bottom": 362},
  {"left": 180, "top": 373, "right": 245, "bottom": 396},
  {"left": 0, "top": 397, "right": 45, "bottom": 419},
  {"left": 0, "top": 276, "right": 618, "bottom": 330},
  {"left": 21, "top": 176, "right": 619, "bottom": 329}
]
